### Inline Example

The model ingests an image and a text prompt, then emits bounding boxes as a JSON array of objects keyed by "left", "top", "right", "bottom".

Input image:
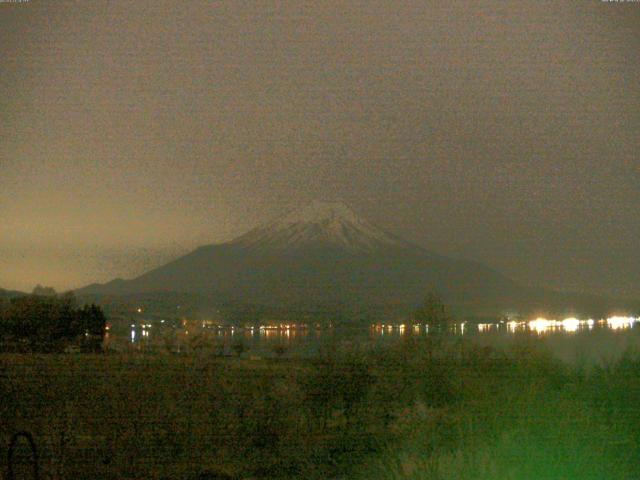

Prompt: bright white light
[
  {"left": 507, "top": 321, "right": 521, "bottom": 333},
  {"left": 606, "top": 316, "right": 637, "bottom": 330},
  {"left": 528, "top": 318, "right": 555, "bottom": 334},
  {"left": 561, "top": 318, "right": 580, "bottom": 333}
]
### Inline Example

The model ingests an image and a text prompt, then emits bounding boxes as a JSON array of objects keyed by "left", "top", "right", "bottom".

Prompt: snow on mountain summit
[{"left": 232, "top": 201, "right": 405, "bottom": 252}]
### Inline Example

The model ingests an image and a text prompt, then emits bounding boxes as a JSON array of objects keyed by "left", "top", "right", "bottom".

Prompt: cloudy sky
[{"left": 1, "top": 1, "right": 638, "bottom": 296}]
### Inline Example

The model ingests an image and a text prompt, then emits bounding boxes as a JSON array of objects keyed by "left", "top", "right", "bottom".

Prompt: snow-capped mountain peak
[{"left": 231, "top": 201, "right": 404, "bottom": 252}]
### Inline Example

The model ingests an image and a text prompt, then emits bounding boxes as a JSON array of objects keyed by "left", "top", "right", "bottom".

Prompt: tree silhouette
[
  {"left": 231, "top": 339, "right": 246, "bottom": 357},
  {"left": 414, "top": 292, "right": 451, "bottom": 328},
  {"left": 79, "top": 303, "right": 107, "bottom": 352},
  {"left": 272, "top": 343, "right": 287, "bottom": 358},
  {"left": 32, "top": 284, "right": 57, "bottom": 296},
  {"left": 0, "top": 293, "right": 106, "bottom": 352}
]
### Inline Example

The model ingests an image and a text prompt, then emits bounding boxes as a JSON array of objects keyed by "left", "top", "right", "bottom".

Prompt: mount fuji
[
  {"left": 232, "top": 201, "right": 419, "bottom": 253},
  {"left": 76, "top": 201, "right": 614, "bottom": 318}
]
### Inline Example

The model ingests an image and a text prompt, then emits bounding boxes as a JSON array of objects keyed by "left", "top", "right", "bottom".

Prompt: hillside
[
  {"left": 77, "top": 201, "right": 626, "bottom": 318},
  {"left": 0, "top": 288, "right": 26, "bottom": 300}
]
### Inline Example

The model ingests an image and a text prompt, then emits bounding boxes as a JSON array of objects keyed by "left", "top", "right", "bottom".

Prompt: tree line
[{"left": 0, "top": 288, "right": 106, "bottom": 352}]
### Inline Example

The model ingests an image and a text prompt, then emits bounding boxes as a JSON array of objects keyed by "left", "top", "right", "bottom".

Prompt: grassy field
[{"left": 1, "top": 337, "right": 639, "bottom": 479}]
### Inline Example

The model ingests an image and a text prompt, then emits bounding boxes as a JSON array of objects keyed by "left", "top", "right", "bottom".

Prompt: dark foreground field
[{"left": 1, "top": 338, "right": 639, "bottom": 479}]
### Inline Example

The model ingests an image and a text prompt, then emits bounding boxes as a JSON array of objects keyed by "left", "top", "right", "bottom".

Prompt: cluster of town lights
[
  {"left": 126, "top": 315, "right": 637, "bottom": 343},
  {"left": 502, "top": 316, "right": 637, "bottom": 334},
  {"left": 372, "top": 316, "right": 638, "bottom": 335}
]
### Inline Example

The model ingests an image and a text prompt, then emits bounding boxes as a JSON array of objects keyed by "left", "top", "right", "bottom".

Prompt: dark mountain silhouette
[
  {"left": 0, "top": 288, "right": 26, "bottom": 299},
  {"left": 76, "top": 201, "right": 627, "bottom": 318}
]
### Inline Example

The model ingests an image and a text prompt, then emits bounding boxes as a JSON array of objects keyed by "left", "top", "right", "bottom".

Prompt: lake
[{"left": 105, "top": 315, "right": 640, "bottom": 365}]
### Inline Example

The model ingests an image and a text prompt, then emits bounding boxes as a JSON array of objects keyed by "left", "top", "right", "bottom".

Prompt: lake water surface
[{"left": 107, "top": 316, "right": 640, "bottom": 365}]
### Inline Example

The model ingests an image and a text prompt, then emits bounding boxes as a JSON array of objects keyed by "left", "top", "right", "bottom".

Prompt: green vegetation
[
  {"left": 413, "top": 292, "right": 452, "bottom": 330},
  {"left": 0, "top": 293, "right": 106, "bottom": 352},
  {"left": 0, "top": 338, "right": 638, "bottom": 479}
]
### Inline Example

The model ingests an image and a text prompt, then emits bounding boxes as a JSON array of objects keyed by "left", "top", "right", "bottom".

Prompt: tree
[
  {"left": 339, "top": 358, "right": 374, "bottom": 426},
  {"left": 0, "top": 293, "right": 106, "bottom": 352},
  {"left": 231, "top": 339, "right": 246, "bottom": 357},
  {"left": 301, "top": 360, "right": 335, "bottom": 432},
  {"left": 414, "top": 292, "right": 451, "bottom": 328},
  {"left": 78, "top": 303, "right": 107, "bottom": 352},
  {"left": 272, "top": 343, "right": 287, "bottom": 358},
  {"left": 32, "top": 285, "right": 57, "bottom": 296},
  {"left": 81, "top": 304, "right": 106, "bottom": 337}
]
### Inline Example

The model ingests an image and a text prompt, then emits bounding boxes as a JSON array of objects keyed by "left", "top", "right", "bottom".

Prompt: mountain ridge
[
  {"left": 0, "top": 287, "right": 27, "bottom": 299},
  {"left": 231, "top": 200, "right": 421, "bottom": 253},
  {"left": 75, "top": 201, "right": 627, "bottom": 317}
]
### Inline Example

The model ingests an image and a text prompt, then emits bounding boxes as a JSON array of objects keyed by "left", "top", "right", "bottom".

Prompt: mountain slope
[
  {"left": 0, "top": 287, "right": 27, "bottom": 300},
  {"left": 233, "top": 200, "right": 413, "bottom": 253},
  {"left": 76, "top": 201, "right": 618, "bottom": 317}
]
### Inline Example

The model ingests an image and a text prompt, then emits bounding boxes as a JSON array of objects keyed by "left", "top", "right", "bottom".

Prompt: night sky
[{"left": 1, "top": 1, "right": 638, "bottom": 297}]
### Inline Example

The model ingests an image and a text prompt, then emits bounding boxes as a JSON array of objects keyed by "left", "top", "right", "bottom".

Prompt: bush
[{"left": 0, "top": 294, "right": 106, "bottom": 352}]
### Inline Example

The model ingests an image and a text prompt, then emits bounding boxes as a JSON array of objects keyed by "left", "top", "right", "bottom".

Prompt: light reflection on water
[
  {"left": 113, "top": 315, "right": 640, "bottom": 363},
  {"left": 607, "top": 316, "right": 637, "bottom": 330}
]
